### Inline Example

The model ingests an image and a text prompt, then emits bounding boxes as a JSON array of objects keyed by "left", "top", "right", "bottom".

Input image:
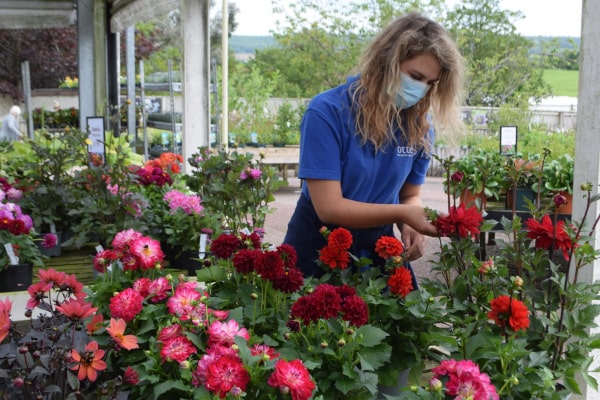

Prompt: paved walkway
[{"left": 263, "top": 176, "right": 449, "bottom": 281}]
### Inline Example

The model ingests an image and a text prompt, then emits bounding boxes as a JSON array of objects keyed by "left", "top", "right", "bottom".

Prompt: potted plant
[
  {"left": 65, "top": 138, "right": 148, "bottom": 249},
  {"left": 504, "top": 154, "right": 545, "bottom": 211},
  {"left": 146, "top": 187, "right": 218, "bottom": 273},
  {"left": 411, "top": 182, "right": 600, "bottom": 400},
  {"left": 0, "top": 201, "right": 45, "bottom": 291},
  {"left": 185, "top": 147, "right": 285, "bottom": 232},
  {"left": 11, "top": 128, "right": 90, "bottom": 253},
  {"left": 443, "top": 149, "right": 505, "bottom": 210},
  {"left": 542, "top": 154, "right": 574, "bottom": 214},
  {"left": 0, "top": 231, "right": 317, "bottom": 399}
]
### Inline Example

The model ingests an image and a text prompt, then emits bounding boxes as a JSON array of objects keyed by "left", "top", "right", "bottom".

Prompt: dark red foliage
[{"left": 0, "top": 27, "right": 78, "bottom": 101}]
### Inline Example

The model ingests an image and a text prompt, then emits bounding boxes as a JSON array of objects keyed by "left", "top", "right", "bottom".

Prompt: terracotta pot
[
  {"left": 556, "top": 192, "right": 573, "bottom": 215},
  {"left": 459, "top": 190, "right": 486, "bottom": 209}
]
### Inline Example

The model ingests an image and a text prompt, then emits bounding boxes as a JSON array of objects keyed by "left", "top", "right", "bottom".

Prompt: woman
[{"left": 284, "top": 12, "right": 464, "bottom": 277}]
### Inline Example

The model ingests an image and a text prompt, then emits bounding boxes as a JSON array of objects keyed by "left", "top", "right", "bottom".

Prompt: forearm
[
  {"left": 316, "top": 198, "right": 412, "bottom": 228},
  {"left": 399, "top": 193, "right": 422, "bottom": 206}
]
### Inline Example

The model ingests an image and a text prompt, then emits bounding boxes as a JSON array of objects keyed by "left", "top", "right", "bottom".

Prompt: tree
[
  {"left": 250, "top": 0, "right": 449, "bottom": 98},
  {"left": 0, "top": 27, "right": 78, "bottom": 101},
  {"left": 142, "top": 1, "right": 239, "bottom": 75},
  {"left": 228, "top": 63, "right": 277, "bottom": 144},
  {"left": 445, "top": 0, "right": 551, "bottom": 106}
]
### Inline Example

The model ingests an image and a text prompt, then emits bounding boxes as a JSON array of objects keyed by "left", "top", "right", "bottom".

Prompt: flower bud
[
  {"left": 24, "top": 309, "right": 32, "bottom": 318},
  {"left": 427, "top": 297, "right": 435, "bottom": 304},
  {"left": 338, "top": 339, "right": 346, "bottom": 347},
  {"left": 284, "top": 332, "right": 291, "bottom": 340},
  {"left": 345, "top": 328, "right": 354, "bottom": 335},
  {"left": 391, "top": 256, "right": 403, "bottom": 266},
  {"left": 320, "top": 341, "right": 328, "bottom": 349},
  {"left": 429, "top": 378, "right": 443, "bottom": 392},
  {"left": 177, "top": 273, "right": 185, "bottom": 281},
  {"left": 451, "top": 171, "right": 465, "bottom": 183},
  {"left": 180, "top": 360, "right": 191, "bottom": 370},
  {"left": 13, "top": 377, "right": 24, "bottom": 388},
  {"left": 478, "top": 259, "right": 495, "bottom": 275},
  {"left": 250, "top": 293, "right": 259, "bottom": 300},
  {"left": 581, "top": 182, "right": 593, "bottom": 191},
  {"left": 410, "top": 385, "right": 419, "bottom": 392},
  {"left": 166, "top": 274, "right": 173, "bottom": 282},
  {"left": 18, "top": 345, "right": 29, "bottom": 354},
  {"left": 279, "top": 386, "right": 290, "bottom": 395},
  {"left": 232, "top": 344, "right": 239, "bottom": 351},
  {"left": 513, "top": 276, "right": 524, "bottom": 288},
  {"left": 553, "top": 193, "right": 568, "bottom": 207},
  {"left": 511, "top": 376, "right": 519, "bottom": 385}
]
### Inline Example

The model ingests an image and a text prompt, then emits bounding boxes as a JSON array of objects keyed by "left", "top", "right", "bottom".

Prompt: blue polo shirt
[{"left": 285, "top": 75, "right": 433, "bottom": 276}]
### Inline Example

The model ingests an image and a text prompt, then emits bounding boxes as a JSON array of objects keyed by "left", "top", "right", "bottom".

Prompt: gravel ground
[{"left": 263, "top": 175, "right": 450, "bottom": 282}]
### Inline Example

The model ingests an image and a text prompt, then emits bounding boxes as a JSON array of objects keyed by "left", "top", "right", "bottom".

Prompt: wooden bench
[{"left": 245, "top": 146, "right": 300, "bottom": 182}]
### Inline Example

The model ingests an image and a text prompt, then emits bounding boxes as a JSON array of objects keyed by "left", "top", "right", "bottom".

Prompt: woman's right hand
[{"left": 397, "top": 205, "right": 439, "bottom": 237}]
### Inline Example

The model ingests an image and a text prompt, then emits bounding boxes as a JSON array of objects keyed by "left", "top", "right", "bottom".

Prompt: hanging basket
[{"left": 0, "top": 263, "right": 33, "bottom": 292}]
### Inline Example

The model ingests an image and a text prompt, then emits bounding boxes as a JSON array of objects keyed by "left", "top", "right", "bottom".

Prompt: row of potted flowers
[
  {"left": 2, "top": 181, "right": 599, "bottom": 399},
  {"left": 0, "top": 127, "right": 283, "bottom": 279},
  {"left": 1, "top": 126, "right": 598, "bottom": 399},
  {"left": 442, "top": 148, "right": 574, "bottom": 212}
]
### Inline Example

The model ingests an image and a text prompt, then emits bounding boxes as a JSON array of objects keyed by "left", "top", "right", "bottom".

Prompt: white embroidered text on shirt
[{"left": 396, "top": 146, "right": 416, "bottom": 156}]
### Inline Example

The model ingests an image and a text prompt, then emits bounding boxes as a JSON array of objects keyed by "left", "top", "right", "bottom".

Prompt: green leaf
[
  {"left": 153, "top": 380, "right": 189, "bottom": 399},
  {"left": 355, "top": 325, "right": 388, "bottom": 347}
]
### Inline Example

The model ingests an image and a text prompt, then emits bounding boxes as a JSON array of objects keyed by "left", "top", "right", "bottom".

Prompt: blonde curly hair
[{"left": 352, "top": 12, "right": 464, "bottom": 152}]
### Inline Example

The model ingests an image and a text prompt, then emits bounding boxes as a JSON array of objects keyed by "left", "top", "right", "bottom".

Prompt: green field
[{"left": 543, "top": 69, "right": 579, "bottom": 97}]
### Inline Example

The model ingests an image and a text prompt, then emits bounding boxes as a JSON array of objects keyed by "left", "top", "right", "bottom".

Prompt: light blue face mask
[{"left": 395, "top": 72, "right": 431, "bottom": 109}]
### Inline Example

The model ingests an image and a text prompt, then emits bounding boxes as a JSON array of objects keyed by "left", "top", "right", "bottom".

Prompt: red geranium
[
  {"left": 435, "top": 204, "right": 483, "bottom": 239},
  {"left": 211, "top": 233, "right": 242, "bottom": 259},
  {"left": 387, "top": 266, "right": 414, "bottom": 298},
  {"left": 374, "top": 236, "right": 404, "bottom": 259},
  {"left": 268, "top": 359, "right": 316, "bottom": 400},
  {"left": 488, "top": 295, "right": 530, "bottom": 332},
  {"left": 525, "top": 215, "right": 573, "bottom": 260},
  {"left": 318, "top": 245, "right": 350, "bottom": 269},
  {"left": 327, "top": 227, "right": 353, "bottom": 250}
]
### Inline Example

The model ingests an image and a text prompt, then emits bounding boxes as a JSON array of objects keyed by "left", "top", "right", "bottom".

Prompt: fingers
[{"left": 404, "top": 242, "right": 424, "bottom": 261}]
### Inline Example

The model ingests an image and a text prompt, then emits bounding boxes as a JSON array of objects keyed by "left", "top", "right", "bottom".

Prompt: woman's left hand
[{"left": 400, "top": 224, "right": 425, "bottom": 261}]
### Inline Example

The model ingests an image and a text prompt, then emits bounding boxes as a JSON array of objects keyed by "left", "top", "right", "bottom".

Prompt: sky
[{"left": 233, "top": 0, "right": 582, "bottom": 38}]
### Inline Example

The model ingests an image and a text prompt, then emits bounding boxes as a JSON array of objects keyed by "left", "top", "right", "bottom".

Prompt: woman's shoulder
[{"left": 307, "top": 75, "right": 358, "bottom": 112}]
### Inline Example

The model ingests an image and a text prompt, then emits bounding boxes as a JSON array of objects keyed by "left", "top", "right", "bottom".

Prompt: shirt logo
[{"left": 396, "top": 146, "right": 416, "bottom": 156}]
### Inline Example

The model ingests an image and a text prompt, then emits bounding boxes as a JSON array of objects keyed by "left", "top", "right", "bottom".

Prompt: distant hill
[
  {"left": 230, "top": 36, "right": 277, "bottom": 54},
  {"left": 230, "top": 35, "right": 578, "bottom": 56}
]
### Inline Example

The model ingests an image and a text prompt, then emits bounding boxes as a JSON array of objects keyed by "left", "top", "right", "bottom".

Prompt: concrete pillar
[
  {"left": 126, "top": 26, "right": 136, "bottom": 139},
  {"left": 77, "top": 0, "right": 95, "bottom": 129},
  {"left": 93, "top": 0, "right": 108, "bottom": 117},
  {"left": 181, "top": 0, "right": 210, "bottom": 171},
  {"left": 573, "top": 0, "right": 600, "bottom": 399}
]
